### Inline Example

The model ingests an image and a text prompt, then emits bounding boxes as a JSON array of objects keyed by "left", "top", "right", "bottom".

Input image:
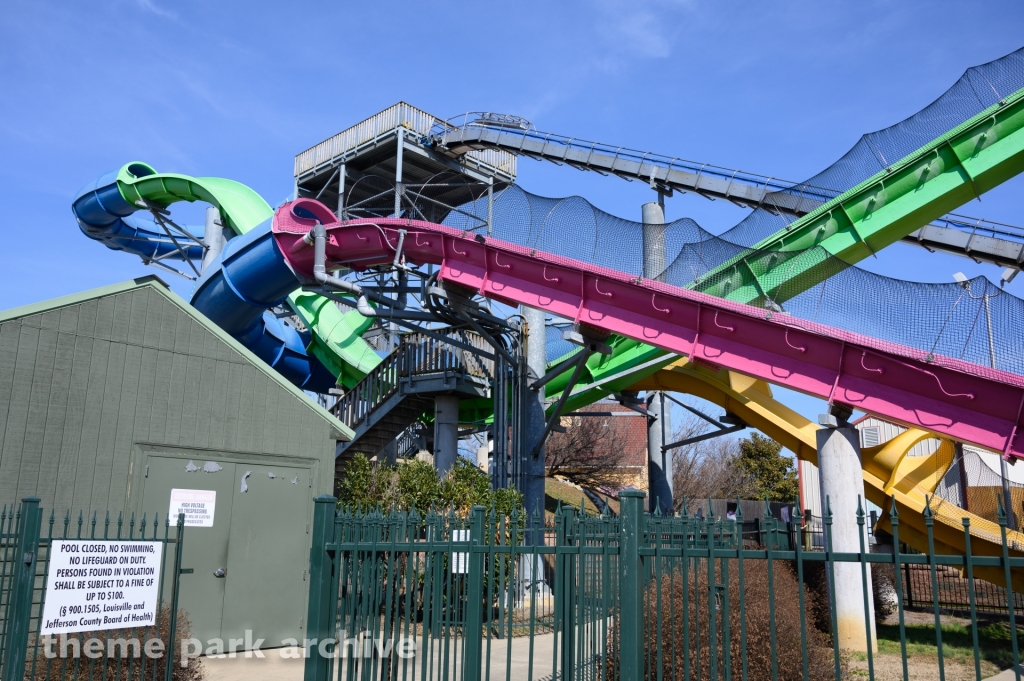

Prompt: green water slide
[
  {"left": 695, "top": 86, "right": 1024, "bottom": 302},
  {"left": 110, "top": 164, "right": 381, "bottom": 387}
]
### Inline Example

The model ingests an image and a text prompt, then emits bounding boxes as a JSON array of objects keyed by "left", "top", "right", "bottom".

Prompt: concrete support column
[
  {"left": 955, "top": 443, "right": 970, "bottom": 511},
  {"left": 647, "top": 391, "right": 673, "bottom": 514},
  {"left": 201, "top": 206, "right": 232, "bottom": 273},
  {"left": 519, "top": 306, "right": 551, "bottom": 596},
  {"left": 433, "top": 395, "right": 459, "bottom": 475},
  {"left": 521, "top": 306, "right": 548, "bottom": 522},
  {"left": 641, "top": 200, "right": 666, "bottom": 282},
  {"left": 642, "top": 200, "right": 672, "bottom": 513},
  {"left": 476, "top": 442, "right": 489, "bottom": 472},
  {"left": 1001, "top": 456, "right": 1017, "bottom": 530},
  {"left": 817, "top": 421, "right": 876, "bottom": 652},
  {"left": 394, "top": 130, "right": 404, "bottom": 218}
]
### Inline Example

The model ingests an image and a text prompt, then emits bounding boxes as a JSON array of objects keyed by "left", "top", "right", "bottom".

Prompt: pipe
[
  {"left": 310, "top": 224, "right": 436, "bottom": 322},
  {"left": 647, "top": 390, "right": 673, "bottom": 514},
  {"left": 355, "top": 295, "right": 436, "bottom": 321}
]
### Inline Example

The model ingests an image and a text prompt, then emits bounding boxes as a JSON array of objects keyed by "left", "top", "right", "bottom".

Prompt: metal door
[
  {"left": 221, "top": 462, "right": 313, "bottom": 650},
  {"left": 141, "top": 455, "right": 237, "bottom": 646}
]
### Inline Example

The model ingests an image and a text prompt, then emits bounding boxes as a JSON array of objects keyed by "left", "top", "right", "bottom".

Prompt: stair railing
[{"left": 332, "top": 329, "right": 494, "bottom": 429}]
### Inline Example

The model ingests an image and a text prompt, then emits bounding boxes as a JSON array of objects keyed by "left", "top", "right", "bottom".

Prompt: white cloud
[
  {"left": 135, "top": 0, "right": 176, "bottom": 20},
  {"left": 593, "top": 0, "right": 693, "bottom": 61}
]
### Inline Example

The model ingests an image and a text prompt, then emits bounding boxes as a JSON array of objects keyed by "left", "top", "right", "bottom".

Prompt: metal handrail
[
  {"left": 433, "top": 115, "right": 1024, "bottom": 247},
  {"left": 295, "top": 103, "right": 517, "bottom": 178},
  {"left": 331, "top": 330, "right": 494, "bottom": 429},
  {"left": 431, "top": 113, "right": 837, "bottom": 204}
]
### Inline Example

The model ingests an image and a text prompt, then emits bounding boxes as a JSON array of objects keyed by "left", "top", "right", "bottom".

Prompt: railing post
[
  {"left": 556, "top": 506, "right": 576, "bottom": 681},
  {"left": 2, "top": 497, "right": 41, "bottom": 681},
  {"left": 619, "top": 489, "right": 646, "bottom": 681},
  {"left": 305, "top": 495, "right": 339, "bottom": 681},
  {"left": 165, "top": 512, "right": 186, "bottom": 681},
  {"left": 463, "top": 506, "right": 487, "bottom": 681}
]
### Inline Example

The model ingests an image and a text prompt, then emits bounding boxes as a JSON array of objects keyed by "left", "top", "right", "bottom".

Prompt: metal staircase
[{"left": 331, "top": 330, "right": 493, "bottom": 478}]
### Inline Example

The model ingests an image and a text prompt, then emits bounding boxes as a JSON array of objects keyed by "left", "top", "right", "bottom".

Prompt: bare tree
[
  {"left": 546, "top": 407, "right": 641, "bottom": 491},
  {"left": 670, "top": 404, "right": 756, "bottom": 509}
]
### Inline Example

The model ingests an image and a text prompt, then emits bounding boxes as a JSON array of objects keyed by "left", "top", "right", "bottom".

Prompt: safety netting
[
  {"left": 443, "top": 184, "right": 1024, "bottom": 375},
  {"left": 727, "top": 45, "right": 1024, "bottom": 247},
  {"left": 936, "top": 446, "right": 1024, "bottom": 528},
  {"left": 439, "top": 46, "right": 1024, "bottom": 374}
]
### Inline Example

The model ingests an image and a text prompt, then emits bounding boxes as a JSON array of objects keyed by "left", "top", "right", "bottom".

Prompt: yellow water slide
[{"left": 631, "top": 359, "right": 1024, "bottom": 591}]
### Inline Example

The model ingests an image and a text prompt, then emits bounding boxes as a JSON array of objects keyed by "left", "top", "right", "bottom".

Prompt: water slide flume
[
  {"left": 546, "top": 78, "right": 1024, "bottom": 414},
  {"left": 274, "top": 198, "right": 1024, "bottom": 459},
  {"left": 695, "top": 82, "right": 1024, "bottom": 302},
  {"left": 634, "top": 358, "right": 1024, "bottom": 591},
  {"left": 72, "top": 162, "right": 380, "bottom": 390}
]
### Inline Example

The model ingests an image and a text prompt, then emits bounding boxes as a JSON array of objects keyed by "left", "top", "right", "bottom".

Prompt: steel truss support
[
  {"left": 662, "top": 423, "right": 746, "bottom": 451},
  {"left": 661, "top": 392, "right": 747, "bottom": 452},
  {"left": 614, "top": 391, "right": 650, "bottom": 416},
  {"left": 528, "top": 331, "right": 612, "bottom": 459}
]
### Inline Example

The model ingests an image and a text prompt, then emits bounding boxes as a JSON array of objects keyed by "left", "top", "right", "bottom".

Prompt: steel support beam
[
  {"left": 434, "top": 394, "right": 459, "bottom": 475},
  {"left": 662, "top": 423, "right": 746, "bottom": 451}
]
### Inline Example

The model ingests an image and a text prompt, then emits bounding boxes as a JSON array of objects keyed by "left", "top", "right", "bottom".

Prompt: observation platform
[{"left": 294, "top": 103, "right": 517, "bottom": 225}]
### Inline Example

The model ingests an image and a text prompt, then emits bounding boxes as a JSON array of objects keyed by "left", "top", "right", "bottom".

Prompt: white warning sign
[
  {"left": 40, "top": 540, "right": 163, "bottom": 634},
  {"left": 451, "top": 530, "right": 469, "bottom": 574},
  {"left": 168, "top": 488, "right": 216, "bottom": 527}
]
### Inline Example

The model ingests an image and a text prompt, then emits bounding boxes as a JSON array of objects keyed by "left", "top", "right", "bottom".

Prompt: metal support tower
[{"left": 295, "top": 104, "right": 521, "bottom": 485}]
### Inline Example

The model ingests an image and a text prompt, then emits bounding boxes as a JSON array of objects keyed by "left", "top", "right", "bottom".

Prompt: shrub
[
  {"left": 338, "top": 453, "right": 523, "bottom": 516},
  {"left": 29, "top": 606, "right": 204, "bottom": 681},
  {"left": 610, "top": 559, "right": 835, "bottom": 681}
]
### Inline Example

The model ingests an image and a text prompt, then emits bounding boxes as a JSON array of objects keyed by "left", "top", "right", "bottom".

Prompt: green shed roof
[{"left": 0, "top": 275, "right": 353, "bottom": 441}]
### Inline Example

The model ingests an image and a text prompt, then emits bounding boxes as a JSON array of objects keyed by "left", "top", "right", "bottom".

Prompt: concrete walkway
[
  {"left": 202, "top": 632, "right": 559, "bottom": 681},
  {"left": 989, "top": 665, "right": 1024, "bottom": 680},
  {"left": 201, "top": 647, "right": 304, "bottom": 681}
]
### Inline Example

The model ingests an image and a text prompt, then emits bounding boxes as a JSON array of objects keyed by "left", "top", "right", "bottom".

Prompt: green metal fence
[
  {"left": 304, "top": 491, "right": 1024, "bottom": 681},
  {"left": 0, "top": 497, "right": 188, "bottom": 681}
]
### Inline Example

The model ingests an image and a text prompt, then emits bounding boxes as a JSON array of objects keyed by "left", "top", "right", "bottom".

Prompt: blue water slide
[
  {"left": 72, "top": 172, "right": 204, "bottom": 261},
  {"left": 74, "top": 171, "right": 336, "bottom": 393},
  {"left": 189, "top": 223, "right": 337, "bottom": 392}
]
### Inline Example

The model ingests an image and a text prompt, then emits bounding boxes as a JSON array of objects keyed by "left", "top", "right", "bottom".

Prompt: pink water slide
[{"left": 273, "top": 198, "right": 1024, "bottom": 460}]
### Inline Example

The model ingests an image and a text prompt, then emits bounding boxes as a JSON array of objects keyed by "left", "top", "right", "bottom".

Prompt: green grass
[
  {"left": 543, "top": 478, "right": 618, "bottom": 518},
  {"left": 870, "top": 621, "right": 1021, "bottom": 670}
]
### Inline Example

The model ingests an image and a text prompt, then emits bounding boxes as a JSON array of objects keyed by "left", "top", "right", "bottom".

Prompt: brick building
[{"left": 547, "top": 401, "right": 649, "bottom": 493}]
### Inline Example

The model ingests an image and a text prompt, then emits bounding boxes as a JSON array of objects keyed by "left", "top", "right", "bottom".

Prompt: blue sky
[{"left": 2, "top": 0, "right": 1023, "bottom": 440}]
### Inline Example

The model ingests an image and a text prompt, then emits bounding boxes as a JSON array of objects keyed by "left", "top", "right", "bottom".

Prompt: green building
[{"left": 0, "top": 276, "right": 352, "bottom": 648}]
